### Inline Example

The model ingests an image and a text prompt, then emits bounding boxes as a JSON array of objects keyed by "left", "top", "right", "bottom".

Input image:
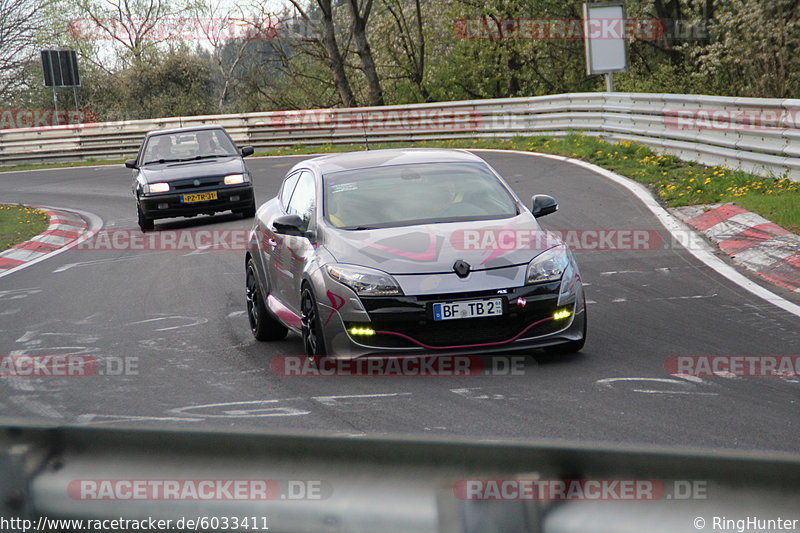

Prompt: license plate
[
  {"left": 182, "top": 191, "right": 218, "bottom": 203},
  {"left": 433, "top": 298, "right": 503, "bottom": 321}
]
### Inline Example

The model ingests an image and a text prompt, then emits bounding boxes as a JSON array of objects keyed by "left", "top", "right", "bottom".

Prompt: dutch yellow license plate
[{"left": 182, "top": 191, "right": 218, "bottom": 203}]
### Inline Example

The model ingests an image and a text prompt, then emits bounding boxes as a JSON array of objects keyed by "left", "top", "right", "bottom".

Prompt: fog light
[
  {"left": 553, "top": 308, "right": 571, "bottom": 320},
  {"left": 230, "top": 195, "right": 239, "bottom": 202},
  {"left": 349, "top": 326, "right": 375, "bottom": 336},
  {"left": 158, "top": 203, "right": 168, "bottom": 209}
]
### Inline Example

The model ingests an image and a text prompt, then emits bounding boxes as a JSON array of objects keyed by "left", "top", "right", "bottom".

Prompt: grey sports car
[{"left": 245, "top": 149, "right": 586, "bottom": 359}]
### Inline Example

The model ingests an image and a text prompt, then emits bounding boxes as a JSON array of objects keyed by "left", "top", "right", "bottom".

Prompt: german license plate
[
  {"left": 182, "top": 191, "right": 218, "bottom": 203},
  {"left": 433, "top": 298, "right": 503, "bottom": 321}
]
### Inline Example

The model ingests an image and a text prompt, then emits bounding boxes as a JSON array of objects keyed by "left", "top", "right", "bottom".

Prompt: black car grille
[
  {"left": 171, "top": 177, "right": 224, "bottom": 190},
  {"left": 354, "top": 282, "right": 566, "bottom": 349}
]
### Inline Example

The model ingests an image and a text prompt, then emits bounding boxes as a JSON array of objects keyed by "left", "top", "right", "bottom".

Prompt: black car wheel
[
  {"left": 246, "top": 259, "right": 288, "bottom": 341},
  {"left": 137, "top": 204, "right": 154, "bottom": 232},
  {"left": 301, "top": 285, "right": 327, "bottom": 362}
]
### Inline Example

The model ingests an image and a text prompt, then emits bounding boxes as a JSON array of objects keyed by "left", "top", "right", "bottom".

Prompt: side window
[
  {"left": 280, "top": 172, "right": 301, "bottom": 208},
  {"left": 286, "top": 171, "right": 315, "bottom": 226}
]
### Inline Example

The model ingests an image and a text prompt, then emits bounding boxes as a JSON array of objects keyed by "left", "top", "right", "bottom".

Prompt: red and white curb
[
  {"left": 673, "top": 203, "right": 800, "bottom": 293},
  {"left": 0, "top": 206, "right": 94, "bottom": 276}
]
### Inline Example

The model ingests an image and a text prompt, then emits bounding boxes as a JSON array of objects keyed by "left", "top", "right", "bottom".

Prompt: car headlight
[
  {"left": 224, "top": 173, "right": 248, "bottom": 185},
  {"left": 325, "top": 264, "right": 404, "bottom": 297},
  {"left": 525, "top": 245, "right": 570, "bottom": 284},
  {"left": 145, "top": 182, "right": 169, "bottom": 193}
]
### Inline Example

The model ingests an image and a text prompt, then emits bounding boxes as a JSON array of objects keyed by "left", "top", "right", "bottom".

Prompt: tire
[
  {"left": 137, "top": 204, "right": 154, "bottom": 232},
  {"left": 300, "top": 285, "right": 328, "bottom": 363},
  {"left": 545, "top": 305, "right": 586, "bottom": 354},
  {"left": 246, "top": 259, "right": 288, "bottom": 341}
]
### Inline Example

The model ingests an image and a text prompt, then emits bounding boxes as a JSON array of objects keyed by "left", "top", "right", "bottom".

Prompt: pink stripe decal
[
  {"left": 365, "top": 228, "right": 438, "bottom": 261},
  {"left": 266, "top": 295, "right": 302, "bottom": 329},
  {"left": 324, "top": 290, "right": 346, "bottom": 326},
  {"left": 376, "top": 316, "right": 556, "bottom": 350}
]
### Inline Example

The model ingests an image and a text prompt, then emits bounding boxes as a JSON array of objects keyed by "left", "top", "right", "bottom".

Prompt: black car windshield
[
  {"left": 324, "top": 162, "right": 518, "bottom": 229},
  {"left": 142, "top": 129, "right": 237, "bottom": 164}
]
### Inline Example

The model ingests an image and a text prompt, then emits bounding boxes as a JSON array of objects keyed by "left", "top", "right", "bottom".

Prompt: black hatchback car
[{"left": 128, "top": 125, "right": 257, "bottom": 231}]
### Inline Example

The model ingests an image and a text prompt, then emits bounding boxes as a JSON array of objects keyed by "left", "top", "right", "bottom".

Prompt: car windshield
[
  {"left": 323, "top": 162, "right": 518, "bottom": 229},
  {"left": 142, "top": 130, "right": 237, "bottom": 164}
]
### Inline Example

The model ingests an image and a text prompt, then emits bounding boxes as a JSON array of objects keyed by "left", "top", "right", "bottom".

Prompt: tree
[
  {"left": 288, "top": 0, "right": 357, "bottom": 107},
  {"left": 0, "top": 0, "right": 49, "bottom": 100},
  {"left": 346, "top": 0, "right": 383, "bottom": 105}
]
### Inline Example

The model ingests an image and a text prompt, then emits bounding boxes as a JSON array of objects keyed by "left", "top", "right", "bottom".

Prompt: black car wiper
[
  {"left": 183, "top": 154, "right": 235, "bottom": 161},
  {"left": 142, "top": 158, "right": 183, "bottom": 165},
  {"left": 347, "top": 225, "right": 380, "bottom": 230}
]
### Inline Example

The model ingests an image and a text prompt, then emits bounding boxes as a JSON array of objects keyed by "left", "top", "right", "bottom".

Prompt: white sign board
[{"left": 583, "top": 3, "right": 628, "bottom": 75}]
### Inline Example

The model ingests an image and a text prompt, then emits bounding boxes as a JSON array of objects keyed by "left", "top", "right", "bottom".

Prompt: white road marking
[
  {"left": 168, "top": 399, "right": 310, "bottom": 418},
  {"left": 77, "top": 414, "right": 202, "bottom": 424},
  {"left": 596, "top": 377, "right": 717, "bottom": 396},
  {"left": 53, "top": 251, "right": 168, "bottom": 272},
  {"left": 0, "top": 288, "right": 41, "bottom": 301},
  {"left": 227, "top": 310, "right": 247, "bottom": 318},
  {"left": 311, "top": 392, "right": 412, "bottom": 406},
  {"left": 126, "top": 315, "right": 209, "bottom": 331},
  {"left": 631, "top": 389, "right": 718, "bottom": 396}
]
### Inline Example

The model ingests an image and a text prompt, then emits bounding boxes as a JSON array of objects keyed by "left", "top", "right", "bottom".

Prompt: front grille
[
  {"left": 355, "top": 283, "right": 566, "bottom": 349},
  {"left": 171, "top": 177, "right": 223, "bottom": 190}
]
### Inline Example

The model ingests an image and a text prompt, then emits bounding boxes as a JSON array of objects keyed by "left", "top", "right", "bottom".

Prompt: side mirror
[
  {"left": 125, "top": 159, "right": 138, "bottom": 169},
  {"left": 531, "top": 194, "right": 558, "bottom": 218},
  {"left": 240, "top": 146, "right": 254, "bottom": 157},
  {"left": 272, "top": 214, "right": 306, "bottom": 236}
]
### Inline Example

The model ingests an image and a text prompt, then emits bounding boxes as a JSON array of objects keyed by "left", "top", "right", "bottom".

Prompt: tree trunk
[
  {"left": 346, "top": 0, "right": 384, "bottom": 106},
  {"left": 319, "top": 0, "right": 357, "bottom": 107}
]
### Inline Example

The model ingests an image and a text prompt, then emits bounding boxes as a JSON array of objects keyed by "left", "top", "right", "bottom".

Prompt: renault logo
[
  {"left": 453, "top": 260, "right": 471, "bottom": 279},
  {"left": 193, "top": 179, "right": 201, "bottom": 186}
]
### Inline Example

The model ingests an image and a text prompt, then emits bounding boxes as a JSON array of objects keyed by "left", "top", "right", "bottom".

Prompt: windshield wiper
[
  {"left": 142, "top": 158, "right": 182, "bottom": 165},
  {"left": 347, "top": 225, "right": 380, "bottom": 230},
  {"left": 184, "top": 154, "right": 234, "bottom": 161}
]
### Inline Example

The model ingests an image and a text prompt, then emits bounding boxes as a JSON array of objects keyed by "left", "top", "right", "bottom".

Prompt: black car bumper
[
  {"left": 139, "top": 186, "right": 254, "bottom": 219},
  {"left": 337, "top": 282, "right": 585, "bottom": 356}
]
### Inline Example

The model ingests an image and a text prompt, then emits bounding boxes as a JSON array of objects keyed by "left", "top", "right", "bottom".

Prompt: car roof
[
  {"left": 145, "top": 124, "right": 227, "bottom": 137},
  {"left": 298, "top": 148, "right": 486, "bottom": 175}
]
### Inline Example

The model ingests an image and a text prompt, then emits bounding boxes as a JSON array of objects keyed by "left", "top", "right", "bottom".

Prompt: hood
[
  {"left": 321, "top": 213, "right": 563, "bottom": 275},
  {"left": 139, "top": 157, "right": 245, "bottom": 183}
]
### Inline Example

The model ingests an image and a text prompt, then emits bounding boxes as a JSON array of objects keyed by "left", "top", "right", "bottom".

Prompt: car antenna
[{"left": 360, "top": 112, "right": 370, "bottom": 151}]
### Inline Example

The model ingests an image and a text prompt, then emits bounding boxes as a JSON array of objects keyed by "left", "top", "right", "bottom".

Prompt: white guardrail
[{"left": 2, "top": 92, "right": 800, "bottom": 180}]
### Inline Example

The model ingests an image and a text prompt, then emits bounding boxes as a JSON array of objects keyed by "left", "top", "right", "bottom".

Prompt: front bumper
[
  {"left": 319, "top": 282, "right": 585, "bottom": 358},
  {"left": 139, "top": 185, "right": 254, "bottom": 220}
]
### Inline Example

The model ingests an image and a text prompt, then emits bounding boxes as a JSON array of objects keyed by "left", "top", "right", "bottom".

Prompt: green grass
[
  {"left": 0, "top": 204, "right": 49, "bottom": 252},
  {"left": 2, "top": 134, "right": 797, "bottom": 232}
]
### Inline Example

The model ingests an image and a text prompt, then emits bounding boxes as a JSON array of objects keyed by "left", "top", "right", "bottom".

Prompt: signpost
[
  {"left": 582, "top": 3, "right": 628, "bottom": 92},
  {"left": 40, "top": 50, "right": 81, "bottom": 126}
]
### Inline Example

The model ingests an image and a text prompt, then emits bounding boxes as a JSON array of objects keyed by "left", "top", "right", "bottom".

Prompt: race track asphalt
[{"left": 0, "top": 151, "right": 798, "bottom": 453}]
